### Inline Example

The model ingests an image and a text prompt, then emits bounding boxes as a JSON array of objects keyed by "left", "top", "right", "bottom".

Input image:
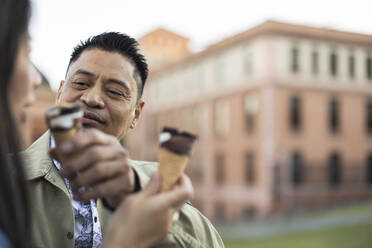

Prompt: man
[{"left": 22, "top": 32, "right": 224, "bottom": 248}]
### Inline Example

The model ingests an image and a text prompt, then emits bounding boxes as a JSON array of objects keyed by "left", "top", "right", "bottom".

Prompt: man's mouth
[{"left": 82, "top": 111, "right": 106, "bottom": 127}]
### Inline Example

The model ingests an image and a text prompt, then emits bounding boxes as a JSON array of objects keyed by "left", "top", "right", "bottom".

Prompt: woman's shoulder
[{"left": 0, "top": 230, "right": 11, "bottom": 248}]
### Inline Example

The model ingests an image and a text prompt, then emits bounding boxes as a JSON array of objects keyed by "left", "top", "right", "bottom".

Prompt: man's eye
[
  {"left": 107, "top": 90, "right": 122, "bottom": 96},
  {"left": 72, "top": 82, "right": 89, "bottom": 88}
]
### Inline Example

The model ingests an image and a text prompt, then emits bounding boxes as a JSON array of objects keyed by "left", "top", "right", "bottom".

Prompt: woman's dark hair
[{"left": 0, "top": 0, "right": 31, "bottom": 247}]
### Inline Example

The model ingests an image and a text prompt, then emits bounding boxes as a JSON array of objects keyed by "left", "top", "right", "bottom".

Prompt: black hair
[
  {"left": 0, "top": 0, "right": 31, "bottom": 247},
  {"left": 67, "top": 32, "right": 149, "bottom": 100}
]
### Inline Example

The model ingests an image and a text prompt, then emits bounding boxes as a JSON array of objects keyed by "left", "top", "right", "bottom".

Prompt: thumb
[
  {"left": 142, "top": 173, "right": 161, "bottom": 197},
  {"left": 154, "top": 174, "right": 194, "bottom": 211}
]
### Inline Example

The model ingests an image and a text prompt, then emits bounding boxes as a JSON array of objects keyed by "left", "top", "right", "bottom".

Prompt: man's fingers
[
  {"left": 59, "top": 128, "right": 115, "bottom": 155},
  {"left": 142, "top": 173, "right": 161, "bottom": 197},
  {"left": 155, "top": 174, "right": 194, "bottom": 211},
  {"left": 70, "top": 160, "right": 127, "bottom": 193},
  {"left": 75, "top": 175, "right": 132, "bottom": 202},
  {"left": 61, "top": 145, "right": 126, "bottom": 178}
]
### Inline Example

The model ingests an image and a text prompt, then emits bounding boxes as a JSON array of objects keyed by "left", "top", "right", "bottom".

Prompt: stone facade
[{"left": 128, "top": 21, "right": 372, "bottom": 221}]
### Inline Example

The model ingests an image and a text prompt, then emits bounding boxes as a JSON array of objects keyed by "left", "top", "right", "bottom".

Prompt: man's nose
[{"left": 80, "top": 86, "right": 105, "bottom": 108}]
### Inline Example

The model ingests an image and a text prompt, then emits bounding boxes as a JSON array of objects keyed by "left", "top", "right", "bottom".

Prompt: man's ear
[
  {"left": 130, "top": 100, "right": 145, "bottom": 129},
  {"left": 56, "top": 80, "right": 65, "bottom": 103}
]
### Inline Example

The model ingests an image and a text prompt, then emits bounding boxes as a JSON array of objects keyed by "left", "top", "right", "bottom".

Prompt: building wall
[
  {"left": 147, "top": 37, "right": 269, "bottom": 112},
  {"left": 139, "top": 28, "right": 191, "bottom": 70},
  {"left": 127, "top": 24, "right": 372, "bottom": 222},
  {"left": 274, "top": 36, "right": 372, "bottom": 85},
  {"left": 273, "top": 84, "right": 372, "bottom": 210}
]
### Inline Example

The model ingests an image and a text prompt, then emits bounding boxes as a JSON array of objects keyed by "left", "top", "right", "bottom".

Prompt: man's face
[{"left": 57, "top": 48, "right": 144, "bottom": 139}]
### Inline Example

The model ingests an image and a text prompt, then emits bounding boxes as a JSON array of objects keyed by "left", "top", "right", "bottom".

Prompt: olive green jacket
[{"left": 20, "top": 131, "right": 224, "bottom": 248}]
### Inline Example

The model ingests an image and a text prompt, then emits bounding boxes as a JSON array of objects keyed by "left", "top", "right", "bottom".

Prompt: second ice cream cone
[
  {"left": 159, "top": 148, "right": 189, "bottom": 192},
  {"left": 157, "top": 127, "right": 197, "bottom": 192}
]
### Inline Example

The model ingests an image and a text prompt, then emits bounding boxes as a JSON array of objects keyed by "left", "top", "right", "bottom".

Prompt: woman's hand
[{"left": 102, "top": 173, "right": 194, "bottom": 248}]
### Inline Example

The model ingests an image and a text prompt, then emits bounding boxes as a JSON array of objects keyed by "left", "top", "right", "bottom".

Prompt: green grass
[
  {"left": 223, "top": 221, "right": 372, "bottom": 248},
  {"left": 277, "top": 201, "right": 372, "bottom": 221},
  {"left": 317, "top": 202, "right": 372, "bottom": 218}
]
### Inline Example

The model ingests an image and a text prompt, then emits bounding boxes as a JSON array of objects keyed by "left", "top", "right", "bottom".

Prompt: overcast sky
[{"left": 29, "top": 0, "right": 372, "bottom": 90}]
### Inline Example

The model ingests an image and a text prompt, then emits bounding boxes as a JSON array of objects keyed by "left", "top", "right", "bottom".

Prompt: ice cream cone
[
  {"left": 46, "top": 101, "right": 84, "bottom": 161},
  {"left": 159, "top": 148, "right": 190, "bottom": 192},
  {"left": 53, "top": 128, "right": 79, "bottom": 147},
  {"left": 158, "top": 127, "right": 197, "bottom": 192}
]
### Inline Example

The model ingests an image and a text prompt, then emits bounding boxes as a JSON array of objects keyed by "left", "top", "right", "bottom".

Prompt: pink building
[{"left": 126, "top": 21, "right": 372, "bottom": 221}]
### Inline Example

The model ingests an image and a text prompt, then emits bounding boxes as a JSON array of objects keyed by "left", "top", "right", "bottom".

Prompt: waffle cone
[
  {"left": 53, "top": 129, "right": 78, "bottom": 147},
  {"left": 52, "top": 128, "right": 79, "bottom": 163},
  {"left": 159, "top": 148, "right": 189, "bottom": 192}
]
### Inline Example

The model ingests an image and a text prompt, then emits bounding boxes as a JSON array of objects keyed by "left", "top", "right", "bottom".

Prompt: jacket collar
[{"left": 20, "top": 130, "right": 54, "bottom": 180}]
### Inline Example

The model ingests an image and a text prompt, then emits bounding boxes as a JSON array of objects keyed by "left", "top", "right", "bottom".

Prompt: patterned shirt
[{"left": 51, "top": 137, "right": 103, "bottom": 248}]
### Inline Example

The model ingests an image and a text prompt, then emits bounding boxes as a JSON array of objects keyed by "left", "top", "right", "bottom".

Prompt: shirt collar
[{"left": 49, "top": 135, "right": 62, "bottom": 171}]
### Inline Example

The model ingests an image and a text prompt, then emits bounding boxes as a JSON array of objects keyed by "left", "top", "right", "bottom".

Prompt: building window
[
  {"left": 367, "top": 55, "right": 372, "bottom": 80},
  {"left": 215, "top": 154, "right": 225, "bottom": 185},
  {"left": 192, "top": 107, "right": 201, "bottom": 134},
  {"left": 291, "top": 47, "right": 299, "bottom": 73},
  {"left": 291, "top": 152, "right": 304, "bottom": 187},
  {"left": 215, "top": 100, "right": 230, "bottom": 137},
  {"left": 349, "top": 55, "right": 355, "bottom": 79},
  {"left": 245, "top": 153, "right": 255, "bottom": 184},
  {"left": 329, "top": 98, "right": 340, "bottom": 134},
  {"left": 215, "top": 56, "right": 224, "bottom": 84},
  {"left": 330, "top": 51, "right": 338, "bottom": 77},
  {"left": 183, "top": 108, "right": 193, "bottom": 132},
  {"left": 150, "top": 116, "right": 159, "bottom": 141},
  {"left": 367, "top": 154, "right": 372, "bottom": 185},
  {"left": 192, "top": 200, "right": 204, "bottom": 214},
  {"left": 193, "top": 156, "right": 204, "bottom": 183},
  {"left": 289, "top": 95, "right": 301, "bottom": 132},
  {"left": 312, "top": 50, "right": 319, "bottom": 75},
  {"left": 194, "top": 66, "right": 204, "bottom": 90},
  {"left": 366, "top": 100, "right": 372, "bottom": 135},
  {"left": 328, "top": 152, "right": 342, "bottom": 187},
  {"left": 244, "top": 95, "right": 259, "bottom": 133},
  {"left": 243, "top": 207, "right": 256, "bottom": 218},
  {"left": 244, "top": 50, "right": 253, "bottom": 75}
]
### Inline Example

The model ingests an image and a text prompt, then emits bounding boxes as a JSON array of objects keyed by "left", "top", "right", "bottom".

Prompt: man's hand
[
  {"left": 50, "top": 128, "right": 136, "bottom": 207},
  {"left": 102, "top": 173, "right": 194, "bottom": 248}
]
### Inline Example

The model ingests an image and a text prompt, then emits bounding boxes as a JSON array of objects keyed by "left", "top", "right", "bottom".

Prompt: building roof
[
  {"left": 150, "top": 20, "right": 372, "bottom": 77},
  {"left": 207, "top": 20, "right": 372, "bottom": 51},
  {"left": 139, "top": 27, "right": 190, "bottom": 42}
]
